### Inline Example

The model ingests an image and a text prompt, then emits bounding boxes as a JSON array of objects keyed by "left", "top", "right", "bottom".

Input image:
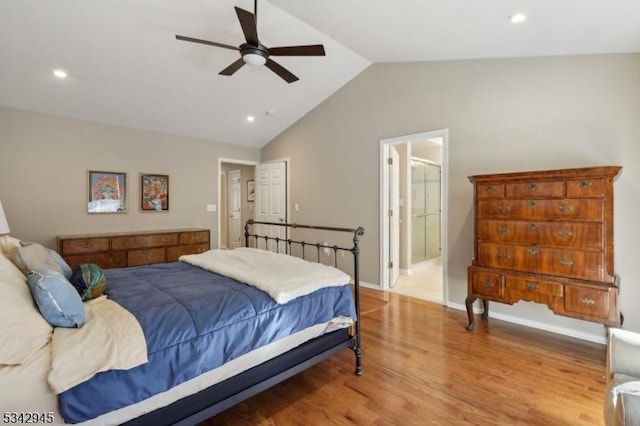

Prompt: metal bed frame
[{"left": 124, "top": 220, "right": 364, "bottom": 426}]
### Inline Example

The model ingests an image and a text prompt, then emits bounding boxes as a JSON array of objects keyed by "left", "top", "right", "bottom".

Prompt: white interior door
[
  {"left": 255, "top": 161, "right": 287, "bottom": 252},
  {"left": 389, "top": 146, "right": 400, "bottom": 287},
  {"left": 227, "top": 170, "right": 242, "bottom": 249}
]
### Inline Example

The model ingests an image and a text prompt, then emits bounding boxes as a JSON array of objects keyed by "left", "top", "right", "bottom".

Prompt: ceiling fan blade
[
  {"left": 269, "top": 45, "right": 326, "bottom": 57},
  {"left": 175, "top": 35, "right": 239, "bottom": 51},
  {"left": 234, "top": 7, "right": 259, "bottom": 46},
  {"left": 219, "top": 58, "right": 246, "bottom": 76},
  {"left": 265, "top": 59, "right": 299, "bottom": 83}
]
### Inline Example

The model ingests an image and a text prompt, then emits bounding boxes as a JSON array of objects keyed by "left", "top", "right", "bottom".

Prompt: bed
[{"left": 0, "top": 220, "right": 364, "bottom": 425}]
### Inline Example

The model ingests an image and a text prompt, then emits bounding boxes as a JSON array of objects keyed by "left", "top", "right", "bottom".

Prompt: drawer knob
[
  {"left": 577, "top": 180, "right": 593, "bottom": 189},
  {"left": 528, "top": 200, "right": 538, "bottom": 208},
  {"left": 527, "top": 282, "right": 539, "bottom": 291},
  {"left": 527, "top": 248, "right": 539, "bottom": 256},
  {"left": 558, "top": 204, "right": 572, "bottom": 213},
  {"left": 527, "top": 223, "right": 538, "bottom": 231},
  {"left": 498, "top": 253, "right": 511, "bottom": 260},
  {"left": 580, "top": 298, "right": 596, "bottom": 306},
  {"left": 558, "top": 230, "right": 573, "bottom": 238},
  {"left": 527, "top": 183, "right": 538, "bottom": 191},
  {"left": 483, "top": 281, "right": 494, "bottom": 288},
  {"left": 559, "top": 259, "right": 574, "bottom": 267},
  {"left": 485, "top": 184, "right": 496, "bottom": 192},
  {"left": 498, "top": 204, "right": 509, "bottom": 213},
  {"left": 497, "top": 227, "right": 509, "bottom": 235}
]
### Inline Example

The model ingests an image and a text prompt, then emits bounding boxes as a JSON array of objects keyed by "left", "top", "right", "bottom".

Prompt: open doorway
[
  {"left": 380, "top": 130, "right": 448, "bottom": 304},
  {"left": 219, "top": 159, "right": 258, "bottom": 249}
]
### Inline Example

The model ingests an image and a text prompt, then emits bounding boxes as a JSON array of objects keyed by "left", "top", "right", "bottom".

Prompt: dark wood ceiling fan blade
[
  {"left": 175, "top": 35, "right": 238, "bottom": 51},
  {"left": 269, "top": 45, "right": 326, "bottom": 56},
  {"left": 234, "top": 7, "right": 259, "bottom": 46},
  {"left": 265, "top": 59, "right": 299, "bottom": 83},
  {"left": 219, "top": 58, "right": 246, "bottom": 76}
]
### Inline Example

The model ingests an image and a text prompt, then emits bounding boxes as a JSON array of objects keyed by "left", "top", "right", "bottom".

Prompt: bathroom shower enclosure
[{"left": 411, "top": 159, "right": 441, "bottom": 265}]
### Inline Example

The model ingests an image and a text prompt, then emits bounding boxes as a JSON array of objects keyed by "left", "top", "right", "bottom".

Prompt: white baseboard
[{"left": 446, "top": 301, "right": 606, "bottom": 345}]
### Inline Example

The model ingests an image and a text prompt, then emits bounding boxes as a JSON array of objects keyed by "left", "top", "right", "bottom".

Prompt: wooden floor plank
[{"left": 202, "top": 289, "right": 606, "bottom": 425}]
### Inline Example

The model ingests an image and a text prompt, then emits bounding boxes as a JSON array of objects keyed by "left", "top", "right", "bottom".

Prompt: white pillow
[{"left": 0, "top": 254, "right": 53, "bottom": 365}]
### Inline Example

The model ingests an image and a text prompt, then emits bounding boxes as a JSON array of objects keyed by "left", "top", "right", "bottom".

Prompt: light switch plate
[{"left": 207, "top": 204, "right": 217, "bottom": 212}]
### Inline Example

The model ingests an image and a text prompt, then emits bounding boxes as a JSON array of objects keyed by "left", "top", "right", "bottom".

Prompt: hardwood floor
[{"left": 202, "top": 289, "right": 607, "bottom": 425}]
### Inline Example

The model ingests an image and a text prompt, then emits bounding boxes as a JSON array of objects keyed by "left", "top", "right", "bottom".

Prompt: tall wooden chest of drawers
[
  {"left": 57, "top": 228, "right": 210, "bottom": 270},
  {"left": 465, "top": 166, "right": 622, "bottom": 330}
]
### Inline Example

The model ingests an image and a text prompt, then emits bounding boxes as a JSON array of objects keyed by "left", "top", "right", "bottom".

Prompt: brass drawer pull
[
  {"left": 498, "top": 253, "right": 511, "bottom": 260},
  {"left": 527, "top": 282, "right": 539, "bottom": 291},
  {"left": 527, "top": 183, "right": 538, "bottom": 191},
  {"left": 527, "top": 223, "right": 538, "bottom": 230},
  {"left": 497, "top": 227, "right": 509, "bottom": 235},
  {"left": 83, "top": 244, "right": 93, "bottom": 249},
  {"left": 528, "top": 248, "right": 539, "bottom": 256},
  {"left": 559, "top": 259, "right": 574, "bottom": 267},
  {"left": 580, "top": 298, "right": 596, "bottom": 306},
  {"left": 558, "top": 204, "right": 572, "bottom": 213},
  {"left": 485, "top": 184, "right": 496, "bottom": 192},
  {"left": 558, "top": 230, "right": 573, "bottom": 238},
  {"left": 483, "top": 281, "right": 495, "bottom": 288},
  {"left": 528, "top": 200, "right": 538, "bottom": 208},
  {"left": 498, "top": 204, "right": 509, "bottom": 213},
  {"left": 578, "top": 180, "right": 592, "bottom": 189}
]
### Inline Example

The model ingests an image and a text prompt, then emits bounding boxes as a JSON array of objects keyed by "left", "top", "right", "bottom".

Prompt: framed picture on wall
[
  {"left": 140, "top": 173, "right": 169, "bottom": 211},
  {"left": 247, "top": 180, "right": 255, "bottom": 202},
  {"left": 87, "top": 170, "right": 128, "bottom": 213}
]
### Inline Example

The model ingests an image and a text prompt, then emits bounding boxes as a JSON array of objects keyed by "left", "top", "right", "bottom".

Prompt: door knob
[{"left": 279, "top": 218, "right": 284, "bottom": 222}]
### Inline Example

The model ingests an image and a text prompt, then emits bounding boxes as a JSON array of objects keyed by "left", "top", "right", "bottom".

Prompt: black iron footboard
[{"left": 244, "top": 219, "right": 365, "bottom": 375}]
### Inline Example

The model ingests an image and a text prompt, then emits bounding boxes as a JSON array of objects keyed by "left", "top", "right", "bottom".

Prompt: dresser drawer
[
  {"left": 127, "top": 248, "right": 166, "bottom": 266},
  {"left": 477, "top": 199, "right": 603, "bottom": 221},
  {"left": 470, "top": 271, "right": 504, "bottom": 298},
  {"left": 505, "top": 275, "right": 564, "bottom": 297},
  {"left": 564, "top": 285, "right": 611, "bottom": 320},
  {"left": 112, "top": 233, "right": 178, "bottom": 250},
  {"left": 167, "top": 243, "right": 209, "bottom": 262},
  {"left": 59, "top": 237, "right": 110, "bottom": 255},
  {"left": 476, "top": 183, "right": 504, "bottom": 199},
  {"left": 566, "top": 178, "right": 605, "bottom": 197},
  {"left": 63, "top": 252, "right": 126, "bottom": 271},
  {"left": 505, "top": 181, "right": 564, "bottom": 198},
  {"left": 477, "top": 220, "right": 603, "bottom": 248},
  {"left": 179, "top": 230, "right": 210, "bottom": 245},
  {"left": 477, "top": 242, "right": 604, "bottom": 281}
]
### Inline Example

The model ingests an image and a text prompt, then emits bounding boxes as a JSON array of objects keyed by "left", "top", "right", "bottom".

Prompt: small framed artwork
[
  {"left": 88, "top": 170, "right": 128, "bottom": 213},
  {"left": 140, "top": 173, "right": 169, "bottom": 211},
  {"left": 247, "top": 180, "right": 255, "bottom": 202}
]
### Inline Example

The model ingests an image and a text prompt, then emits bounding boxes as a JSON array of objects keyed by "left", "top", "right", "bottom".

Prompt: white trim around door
[{"left": 379, "top": 129, "right": 449, "bottom": 305}]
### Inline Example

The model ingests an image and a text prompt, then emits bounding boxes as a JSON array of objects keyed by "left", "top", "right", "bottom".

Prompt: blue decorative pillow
[
  {"left": 26, "top": 270, "right": 85, "bottom": 328},
  {"left": 70, "top": 263, "right": 107, "bottom": 301}
]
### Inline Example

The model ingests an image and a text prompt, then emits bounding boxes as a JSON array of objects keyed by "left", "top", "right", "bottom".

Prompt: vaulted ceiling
[{"left": 1, "top": 1, "right": 639, "bottom": 148}]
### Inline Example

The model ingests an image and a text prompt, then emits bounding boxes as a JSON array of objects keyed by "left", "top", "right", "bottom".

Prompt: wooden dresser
[
  {"left": 465, "top": 166, "right": 622, "bottom": 330},
  {"left": 57, "top": 228, "right": 210, "bottom": 270}
]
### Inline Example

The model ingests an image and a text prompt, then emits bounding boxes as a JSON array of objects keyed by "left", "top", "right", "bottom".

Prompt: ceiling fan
[{"left": 176, "top": 0, "right": 326, "bottom": 83}]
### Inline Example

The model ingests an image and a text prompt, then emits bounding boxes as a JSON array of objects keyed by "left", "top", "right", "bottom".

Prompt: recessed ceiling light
[
  {"left": 246, "top": 115, "right": 255, "bottom": 122},
  {"left": 509, "top": 13, "right": 527, "bottom": 23},
  {"left": 53, "top": 69, "right": 68, "bottom": 79}
]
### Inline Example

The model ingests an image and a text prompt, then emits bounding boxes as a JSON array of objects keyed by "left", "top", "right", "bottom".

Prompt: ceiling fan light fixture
[{"left": 243, "top": 53, "right": 267, "bottom": 66}]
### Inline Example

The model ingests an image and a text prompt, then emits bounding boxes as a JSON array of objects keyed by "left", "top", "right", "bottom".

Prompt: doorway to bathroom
[{"left": 380, "top": 130, "right": 447, "bottom": 304}]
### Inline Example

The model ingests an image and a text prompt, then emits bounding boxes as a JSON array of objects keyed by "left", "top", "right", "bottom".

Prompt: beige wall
[
  {"left": 0, "top": 107, "right": 260, "bottom": 249},
  {"left": 261, "top": 53, "right": 640, "bottom": 337}
]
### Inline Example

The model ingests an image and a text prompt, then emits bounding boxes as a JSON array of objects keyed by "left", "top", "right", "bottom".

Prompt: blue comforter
[{"left": 58, "top": 262, "right": 356, "bottom": 423}]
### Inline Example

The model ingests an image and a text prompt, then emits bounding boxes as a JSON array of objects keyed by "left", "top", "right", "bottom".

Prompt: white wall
[{"left": 262, "top": 53, "right": 640, "bottom": 338}]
